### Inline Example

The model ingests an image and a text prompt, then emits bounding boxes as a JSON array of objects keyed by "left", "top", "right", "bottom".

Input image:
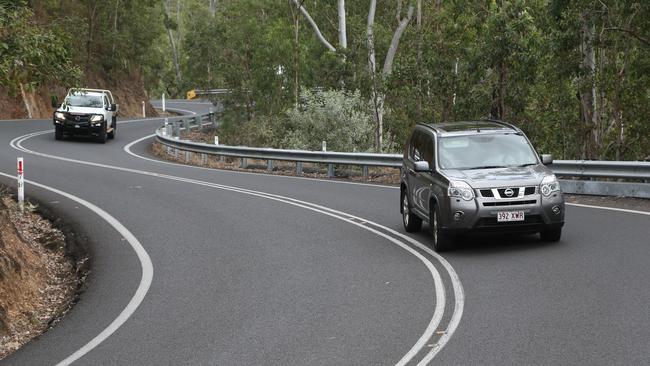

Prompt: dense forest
[{"left": 1, "top": 0, "right": 648, "bottom": 160}]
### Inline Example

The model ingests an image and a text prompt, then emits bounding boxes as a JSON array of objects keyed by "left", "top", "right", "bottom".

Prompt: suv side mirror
[
  {"left": 111, "top": 103, "right": 117, "bottom": 111},
  {"left": 414, "top": 160, "right": 431, "bottom": 172},
  {"left": 51, "top": 96, "right": 59, "bottom": 109},
  {"left": 541, "top": 154, "right": 553, "bottom": 165}
]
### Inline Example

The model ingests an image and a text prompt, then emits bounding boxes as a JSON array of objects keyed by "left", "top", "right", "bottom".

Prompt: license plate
[
  {"left": 74, "top": 125, "right": 80, "bottom": 128},
  {"left": 497, "top": 211, "right": 525, "bottom": 222}
]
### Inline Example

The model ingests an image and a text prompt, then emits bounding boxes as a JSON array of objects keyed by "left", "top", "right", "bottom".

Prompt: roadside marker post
[
  {"left": 142, "top": 101, "right": 146, "bottom": 117},
  {"left": 162, "top": 93, "right": 166, "bottom": 112},
  {"left": 17, "top": 157, "right": 24, "bottom": 211}
]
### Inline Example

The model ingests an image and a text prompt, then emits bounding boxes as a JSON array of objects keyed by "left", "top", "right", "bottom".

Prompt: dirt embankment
[
  {"left": 0, "top": 192, "right": 88, "bottom": 359},
  {"left": 0, "top": 70, "right": 158, "bottom": 120}
]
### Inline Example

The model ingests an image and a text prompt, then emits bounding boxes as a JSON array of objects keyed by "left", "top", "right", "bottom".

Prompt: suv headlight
[
  {"left": 90, "top": 115, "right": 104, "bottom": 122},
  {"left": 448, "top": 180, "right": 475, "bottom": 201},
  {"left": 54, "top": 112, "right": 65, "bottom": 121},
  {"left": 540, "top": 174, "right": 560, "bottom": 196}
]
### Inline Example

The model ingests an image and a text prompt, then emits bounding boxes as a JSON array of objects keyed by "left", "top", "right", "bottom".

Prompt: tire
[
  {"left": 96, "top": 124, "right": 107, "bottom": 143},
  {"left": 54, "top": 126, "right": 63, "bottom": 140},
  {"left": 401, "top": 190, "right": 422, "bottom": 232},
  {"left": 540, "top": 227, "right": 562, "bottom": 242},
  {"left": 107, "top": 117, "right": 116, "bottom": 139},
  {"left": 430, "top": 205, "right": 453, "bottom": 252}
]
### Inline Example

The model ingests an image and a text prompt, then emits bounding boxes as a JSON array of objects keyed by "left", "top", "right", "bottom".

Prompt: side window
[
  {"left": 421, "top": 134, "right": 434, "bottom": 167},
  {"left": 409, "top": 131, "right": 422, "bottom": 161}
]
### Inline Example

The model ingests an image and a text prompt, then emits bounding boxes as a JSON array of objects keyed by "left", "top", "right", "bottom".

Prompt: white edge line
[
  {"left": 0, "top": 171, "right": 153, "bottom": 366},
  {"left": 12, "top": 130, "right": 449, "bottom": 365},
  {"left": 566, "top": 202, "right": 650, "bottom": 216}
]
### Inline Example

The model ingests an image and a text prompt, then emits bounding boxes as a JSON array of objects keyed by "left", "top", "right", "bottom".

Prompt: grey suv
[{"left": 400, "top": 120, "right": 564, "bottom": 251}]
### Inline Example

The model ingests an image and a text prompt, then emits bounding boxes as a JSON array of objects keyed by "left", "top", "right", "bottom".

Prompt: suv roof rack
[
  {"left": 481, "top": 118, "right": 520, "bottom": 131},
  {"left": 416, "top": 122, "right": 440, "bottom": 133}
]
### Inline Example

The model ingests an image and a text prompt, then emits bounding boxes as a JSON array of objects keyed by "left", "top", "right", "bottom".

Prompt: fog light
[
  {"left": 453, "top": 211, "right": 464, "bottom": 221},
  {"left": 552, "top": 205, "right": 561, "bottom": 215}
]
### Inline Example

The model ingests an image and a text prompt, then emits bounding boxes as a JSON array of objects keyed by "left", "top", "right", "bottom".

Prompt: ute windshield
[
  {"left": 65, "top": 94, "right": 103, "bottom": 108},
  {"left": 438, "top": 133, "right": 539, "bottom": 170}
]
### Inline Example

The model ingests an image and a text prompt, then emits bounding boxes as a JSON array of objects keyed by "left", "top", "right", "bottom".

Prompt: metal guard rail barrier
[{"left": 155, "top": 114, "right": 650, "bottom": 197}]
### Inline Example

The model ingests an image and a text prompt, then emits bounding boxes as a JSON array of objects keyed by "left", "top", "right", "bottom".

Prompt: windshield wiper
[
  {"left": 514, "top": 163, "right": 537, "bottom": 167},
  {"left": 466, "top": 165, "right": 506, "bottom": 170}
]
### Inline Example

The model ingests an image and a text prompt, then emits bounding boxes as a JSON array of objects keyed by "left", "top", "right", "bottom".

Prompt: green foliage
[
  {"left": 282, "top": 88, "right": 374, "bottom": 152},
  {"left": 0, "top": 1, "right": 80, "bottom": 91}
]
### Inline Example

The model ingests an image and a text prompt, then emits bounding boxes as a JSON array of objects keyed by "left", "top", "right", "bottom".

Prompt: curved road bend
[{"left": 0, "top": 100, "right": 648, "bottom": 365}]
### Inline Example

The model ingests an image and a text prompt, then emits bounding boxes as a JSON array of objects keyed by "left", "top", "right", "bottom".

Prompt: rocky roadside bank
[{"left": 0, "top": 190, "right": 88, "bottom": 359}]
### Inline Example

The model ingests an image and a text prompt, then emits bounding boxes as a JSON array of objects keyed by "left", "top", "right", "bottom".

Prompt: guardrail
[{"left": 155, "top": 113, "right": 650, "bottom": 198}]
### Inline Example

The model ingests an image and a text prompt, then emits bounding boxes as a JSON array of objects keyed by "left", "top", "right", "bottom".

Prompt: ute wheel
[
  {"left": 430, "top": 205, "right": 453, "bottom": 252},
  {"left": 55, "top": 126, "right": 63, "bottom": 140},
  {"left": 402, "top": 190, "right": 422, "bottom": 232},
  {"left": 97, "top": 124, "right": 107, "bottom": 143},
  {"left": 108, "top": 117, "right": 116, "bottom": 139},
  {"left": 540, "top": 227, "right": 562, "bottom": 242}
]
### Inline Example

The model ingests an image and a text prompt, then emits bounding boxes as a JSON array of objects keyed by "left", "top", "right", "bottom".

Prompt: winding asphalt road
[{"left": 1, "top": 101, "right": 648, "bottom": 365}]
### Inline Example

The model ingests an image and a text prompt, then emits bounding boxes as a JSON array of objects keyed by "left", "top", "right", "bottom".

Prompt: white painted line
[
  {"left": 0, "top": 171, "right": 153, "bottom": 366},
  {"left": 566, "top": 202, "right": 650, "bottom": 216},
  {"left": 12, "top": 130, "right": 454, "bottom": 365}
]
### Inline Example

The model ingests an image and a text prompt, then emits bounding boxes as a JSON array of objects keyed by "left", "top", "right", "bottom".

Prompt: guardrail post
[
  {"left": 327, "top": 164, "right": 334, "bottom": 178},
  {"left": 201, "top": 153, "right": 207, "bottom": 166},
  {"left": 240, "top": 158, "right": 247, "bottom": 169},
  {"left": 267, "top": 160, "right": 273, "bottom": 172},
  {"left": 363, "top": 166, "right": 369, "bottom": 181},
  {"left": 185, "top": 151, "right": 192, "bottom": 163},
  {"left": 174, "top": 148, "right": 178, "bottom": 159},
  {"left": 182, "top": 118, "right": 190, "bottom": 134},
  {"left": 172, "top": 120, "right": 179, "bottom": 137},
  {"left": 219, "top": 155, "right": 225, "bottom": 163},
  {"left": 296, "top": 162, "right": 303, "bottom": 176}
]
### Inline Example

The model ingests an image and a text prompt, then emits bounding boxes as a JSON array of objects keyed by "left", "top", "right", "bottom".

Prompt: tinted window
[
  {"left": 409, "top": 131, "right": 434, "bottom": 166},
  {"left": 438, "top": 133, "right": 538, "bottom": 169}
]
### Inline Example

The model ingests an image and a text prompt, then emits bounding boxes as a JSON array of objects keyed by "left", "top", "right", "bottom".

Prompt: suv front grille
[
  {"left": 480, "top": 186, "right": 537, "bottom": 198},
  {"left": 66, "top": 114, "right": 91, "bottom": 123},
  {"left": 483, "top": 200, "right": 536, "bottom": 207}
]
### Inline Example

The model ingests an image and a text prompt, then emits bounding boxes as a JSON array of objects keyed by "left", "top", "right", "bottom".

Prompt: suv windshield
[
  {"left": 438, "top": 133, "right": 538, "bottom": 170},
  {"left": 65, "top": 94, "right": 103, "bottom": 108}
]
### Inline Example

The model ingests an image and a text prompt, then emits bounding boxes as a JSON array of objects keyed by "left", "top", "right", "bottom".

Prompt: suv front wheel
[
  {"left": 402, "top": 190, "right": 422, "bottom": 232},
  {"left": 430, "top": 204, "right": 453, "bottom": 252}
]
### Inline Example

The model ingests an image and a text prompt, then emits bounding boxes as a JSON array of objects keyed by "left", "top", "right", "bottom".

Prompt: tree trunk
[
  {"left": 579, "top": 10, "right": 597, "bottom": 158},
  {"left": 291, "top": 0, "right": 336, "bottom": 52},
  {"left": 209, "top": 0, "right": 217, "bottom": 17},
  {"left": 382, "top": 4, "right": 414, "bottom": 78},
  {"left": 162, "top": 0, "right": 182, "bottom": 83},
  {"left": 367, "top": 0, "right": 382, "bottom": 151},
  {"left": 367, "top": 0, "right": 415, "bottom": 152},
  {"left": 416, "top": 0, "right": 422, "bottom": 119},
  {"left": 338, "top": 0, "right": 347, "bottom": 49},
  {"left": 86, "top": 0, "right": 98, "bottom": 71},
  {"left": 19, "top": 83, "right": 32, "bottom": 119},
  {"left": 112, "top": 0, "right": 119, "bottom": 55}
]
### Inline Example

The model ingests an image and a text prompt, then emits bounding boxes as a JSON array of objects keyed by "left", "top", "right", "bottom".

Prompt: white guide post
[
  {"left": 214, "top": 136, "right": 219, "bottom": 145},
  {"left": 142, "top": 101, "right": 146, "bottom": 117},
  {"left": 162, "top": 93, "right": 166, "bottom": 112},
  {"left": 17, "top": 157, "right": 24, "bottom": 211}
]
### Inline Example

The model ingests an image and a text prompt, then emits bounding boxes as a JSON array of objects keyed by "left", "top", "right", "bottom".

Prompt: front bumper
[
  {"left": 440, "top": 190, "right": 565, "bottom": 234},
  {"left": 54, "top": 119, "right": 104, "bottom": 136}
]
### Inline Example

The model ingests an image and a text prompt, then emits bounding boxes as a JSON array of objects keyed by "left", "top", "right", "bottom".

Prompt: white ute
[{"left": 52, "top": 88, "right": 119, "bottom": 143}]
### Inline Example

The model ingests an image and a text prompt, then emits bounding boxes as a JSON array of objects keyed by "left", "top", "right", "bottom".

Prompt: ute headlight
[
  {"left": 90, "top": 115, "right": 104, "bottom": 122},
  {"left": 448, "top": 181, "right": 475, "bottom": 201},
  {"left": 55, "top": 112, "right": 65, "bottom": 121},
  {"left": 540, "top": 174, "right": 561, "bottom": 196}
]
